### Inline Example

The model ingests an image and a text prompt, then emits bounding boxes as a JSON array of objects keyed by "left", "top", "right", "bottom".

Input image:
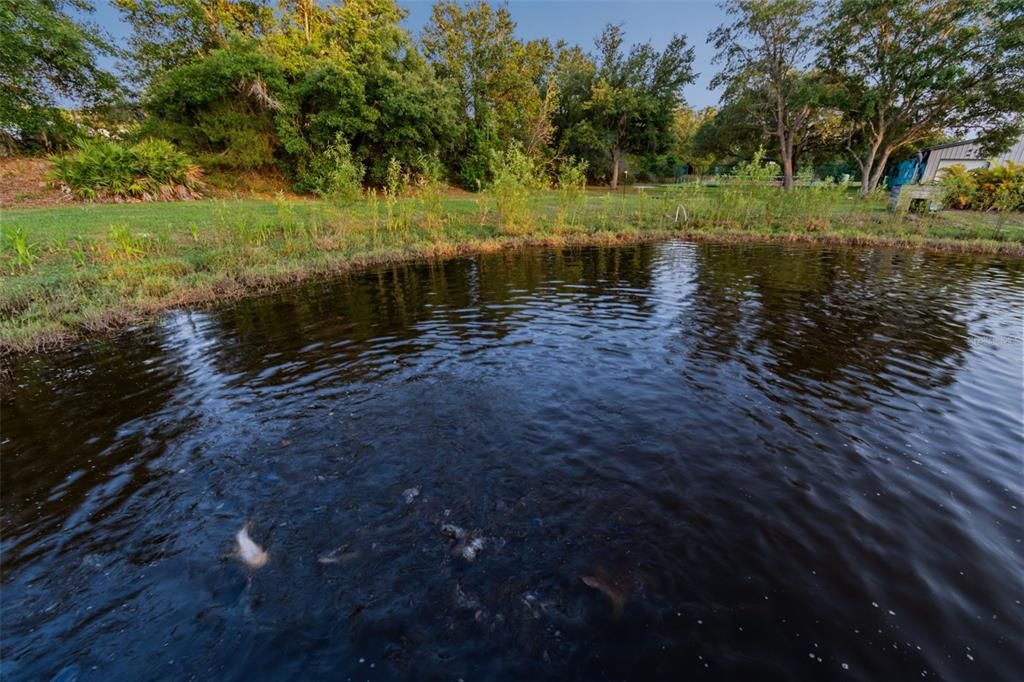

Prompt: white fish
[
  {"left": 441, "top": 524, "right": 485, "bottom": 561},
  {"left": 461, "top": 537, "right": 485, "bottom": 561},
  {"left": 317, "top": 545, "right": 358, "bottom": 565},
  {"left": 236, "top": 523, "right": 269, "bottom": 569}
]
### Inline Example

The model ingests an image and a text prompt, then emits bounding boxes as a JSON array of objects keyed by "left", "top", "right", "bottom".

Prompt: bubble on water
[{"left": 841, "top": 663, "right": 849, "bottom": 670}]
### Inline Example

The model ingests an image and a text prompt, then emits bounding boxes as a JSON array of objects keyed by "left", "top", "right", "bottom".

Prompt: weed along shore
[{"left": 2, "top": 187, "right": 1023, "bottom": 358}]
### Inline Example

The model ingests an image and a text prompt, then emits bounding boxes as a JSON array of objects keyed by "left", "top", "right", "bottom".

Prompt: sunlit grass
[{"left": 1, "top": 187, "right": 1021, "bottom": 357}]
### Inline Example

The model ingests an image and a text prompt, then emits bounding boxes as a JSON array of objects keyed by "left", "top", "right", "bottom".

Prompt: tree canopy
[
  {"left": 710, "top": 0, "right": 820, "bottom": 189},
  {"left": 556, "top": 24, "right": 695, "bottom": 188},
  {"left": 819, "top": 0, "right": 1024, "bottom": 195},
  {"left": 1, "top": 0, "right": 119, "bottom": 151},
  {"left": 4, "top": 0, "right": 1022, "bottom": 195}
]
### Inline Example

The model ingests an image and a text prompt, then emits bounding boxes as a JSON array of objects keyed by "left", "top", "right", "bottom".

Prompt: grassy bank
[{"left": 2, "top": 186, "right": 1023, "bottom": 358}]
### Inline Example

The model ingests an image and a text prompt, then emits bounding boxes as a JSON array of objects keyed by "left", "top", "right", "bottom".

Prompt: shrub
[
  {"left": 731, "top": 147, "right": 780, "bottom": 183},
  {"left": 631, "top": 153, "right": 675, "bottom": 182},
  {"left": 50, "top": 138, "right": 203, "bottom": 201},
  {"left": 193, "top": 103, "right": 277, "bottom": 169},
  {"left": 558, "top": 156, "right": 589, "bottom": 197},
  {"left": 938, "top": 165, "right": 978, "bottom": 209},
  {"left": 296, "top": 134, "right": 364, "bottom": 202},
  {"left": 143, "top": 47, "right": 288, "bottom": 171},
  {"left": 488, "top": 143, "right": 542, "bottom": 233},
  {"left": 382, "top": 157, "right": 408, "bottom": 231},
  {"left": 460, "top": 121, "right": 501, "bottom": 190},
  {"left": 973, "top": 162, "right": 1024, "bottom": 212},
  {"left": 939, "top": 162, "right": 1024, "bottom": 212}
]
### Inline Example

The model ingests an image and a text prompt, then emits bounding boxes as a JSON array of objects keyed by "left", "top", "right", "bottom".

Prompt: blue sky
[{"left": 88, "top": 0, "right": 728, "bottom": 108}]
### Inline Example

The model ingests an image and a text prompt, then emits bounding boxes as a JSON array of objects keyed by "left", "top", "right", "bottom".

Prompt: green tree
[
  {"left": 142, "top": 0, "right": 459, "bottom": 186},
  {"left": 693, "top": 94, "right": 761, "bottom": 163},
  {"left": 281, "top": 0, "right": 459, "bottom": 182},
  {"left": 710, "top": 0, "right": 820, "bottom": 190},
  {"left": 421, "top": 0, "right": 556, "bottom": 185},
  {"left": 114, "top": 0, "right": 273, "bottom": 87},
  {"left": 586, "top": 24, "right": 695, "bottom": 188},
  {"left": 1, "top": 0, "right": 118, "bottom": 151},
  {"left": 550, "top": 44, "right": 603, "bottom": 178},
  {"left": 143, "top": 42, "right": 289, "bottom": 169},
  {"left": 820, "top": 0, "right": 1024, "bottom": 196},
  {"left": 694, "top": 77, "right": 844, "bottom": 176},
  {"left": 672, "top": 105, "right": 719, "bottom": 175}
]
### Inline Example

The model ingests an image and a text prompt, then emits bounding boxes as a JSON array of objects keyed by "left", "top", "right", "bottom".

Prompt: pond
[{"left": 2, "top": 241, "right": 1022, "bottom": 680}]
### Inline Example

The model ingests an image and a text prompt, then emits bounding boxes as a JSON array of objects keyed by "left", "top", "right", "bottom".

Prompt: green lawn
[{"left": 2, "top": 187, "right": 1022, "bottom": 357}]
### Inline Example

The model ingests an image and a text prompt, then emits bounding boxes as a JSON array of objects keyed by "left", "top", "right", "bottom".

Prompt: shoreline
[{"left": 3, "top": 224, "right": 1023, "bottom": 365}]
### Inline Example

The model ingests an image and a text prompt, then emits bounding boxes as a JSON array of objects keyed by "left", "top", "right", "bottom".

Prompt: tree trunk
[
  {"left": 781, "top": 153, "right": 794, "bottom": 191},
  {"left": 865, "top": 148, "right": 893, "bottom": 195},
  {"left": 775, "top": 91, "right": 794, "bottom": 191},
  {"left": 859, "top": 163, "right": 873, "bottom": 198},
  {"left": 610, "top": 147, "right": 621, "bottom": 189},
  {"left": 858, "top": 151, "right": 894, "bottom": 196},
  {"left": 857, "top": 135, "right": 885, "bottom": 197}
]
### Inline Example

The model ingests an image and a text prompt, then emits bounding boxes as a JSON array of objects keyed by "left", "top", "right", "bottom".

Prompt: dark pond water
[{"left": 2, "top": 241, "right": 1023, "bottom": 681}]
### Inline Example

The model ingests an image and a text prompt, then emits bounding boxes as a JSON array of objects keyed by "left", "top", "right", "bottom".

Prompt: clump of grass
[
  {"left": 367, "top": 188, "right": 381, "bottom": 236},
  {"left": 383, "top": 157, "right": 403, "bottom": 232},
  {"left": 556, "top": 157, "right": 588, "bottom": 230},
  {"left": 3, "top": 227, "right": 40, "bottom": 272},
  {"left": 415, "top": 153, "right": 447, "bottom": 231},
  {"left": 63, "top": 238, "right": 90, "bottom": 268},
  {"left": 106, "top": 225, "right": 152, "bottom": 260}
]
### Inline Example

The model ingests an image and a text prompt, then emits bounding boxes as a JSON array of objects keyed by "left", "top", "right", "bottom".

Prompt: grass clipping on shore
[{"left": 2, "top": 184, "right": 1023, "bottom": 357}]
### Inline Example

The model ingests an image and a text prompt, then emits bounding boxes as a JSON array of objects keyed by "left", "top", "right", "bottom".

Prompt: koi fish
[
  {"left": 581, "top": 575, "right": 627, "bottom": 617},
  {"left": 236, "top": 522, "right": 269, "bottom": 569}
]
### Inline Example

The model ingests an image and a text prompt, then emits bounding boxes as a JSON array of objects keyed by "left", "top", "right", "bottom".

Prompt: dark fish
[{"left": 581, "top": 575, "right": 627, "bottom": 617}]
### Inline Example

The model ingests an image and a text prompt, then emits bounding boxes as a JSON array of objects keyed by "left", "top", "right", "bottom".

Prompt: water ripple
[{"left": 2, "top": 241, "right": 1022, "bottom": 681}]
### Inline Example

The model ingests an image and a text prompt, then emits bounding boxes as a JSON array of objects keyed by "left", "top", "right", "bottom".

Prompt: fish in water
[
  {"left": 441, "top": 524, "right": 486, "bottom": 561},
  {"left": 236, "top": 523, "right": 269, "bottom": 569},
  {"left": 581, "top": 575, "right": 627, "bottom": 617},
  {"left": 318, "top": 545, "right": 359, "bottom": 565}
]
